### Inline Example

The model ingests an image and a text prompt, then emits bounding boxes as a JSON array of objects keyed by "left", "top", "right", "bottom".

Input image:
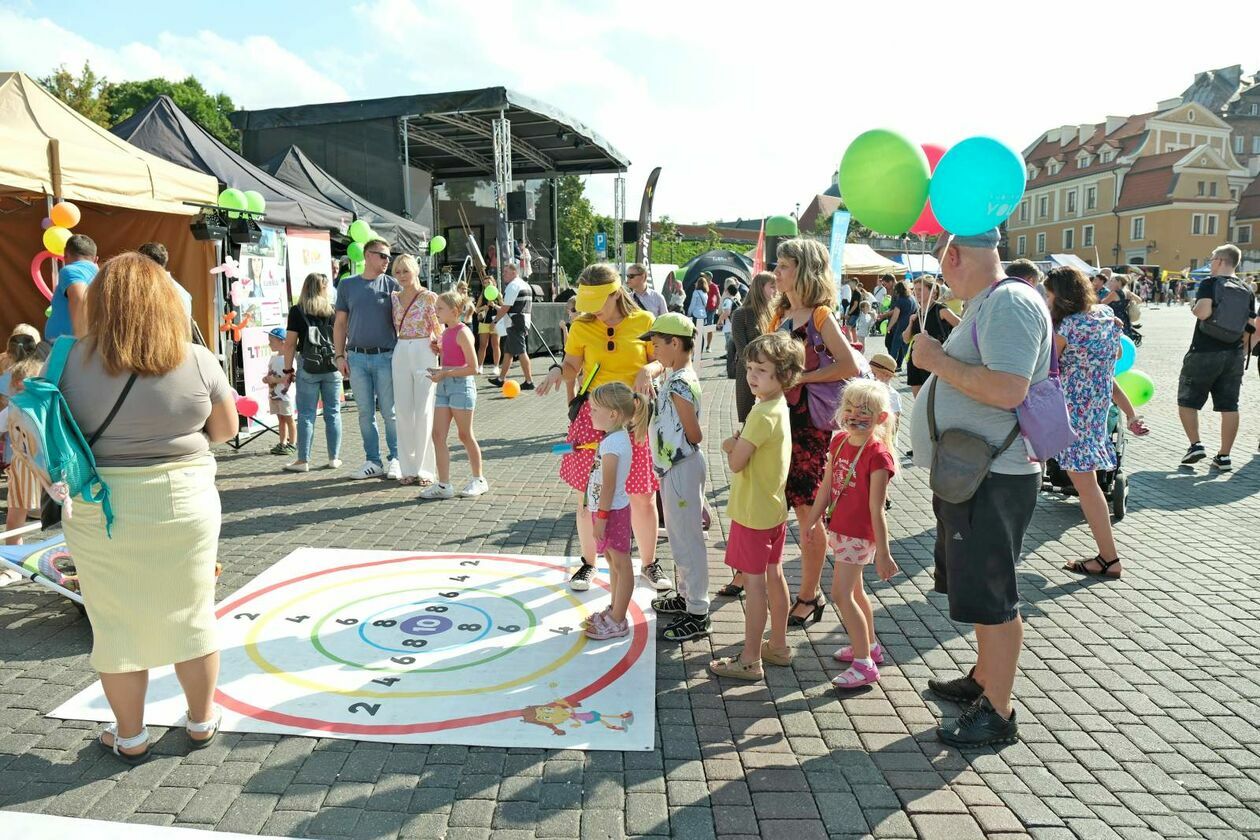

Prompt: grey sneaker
[
  {"left": 418, "top": 482, "right": 455, "bottom": 500},
  {"left": 928, "top": 667, "right": 984, "bottom": 703},
  {"left": 642, "top": 562, "right": 672, "bottom": 591},
  {"left": 937, "top": 696, "right": 1019, "bottom": 748}
]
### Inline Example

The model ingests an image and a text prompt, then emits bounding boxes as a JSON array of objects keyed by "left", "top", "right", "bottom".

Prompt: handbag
[
  {"left": 801, "top": 307, "right": 870, "bottom": 431},
  {"left": 41, "top": 373, "right": 138, "bottom": 529},
  {"left": 926, "top": 377, "right": 1020, "bottom": 504},
  {"left": 969, "top": 283, "right": 1076, "bottom": 461}
]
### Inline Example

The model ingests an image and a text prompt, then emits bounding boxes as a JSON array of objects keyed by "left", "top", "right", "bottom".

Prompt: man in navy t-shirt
[{"left": 45, "top": 234, "right": 98, "bottom": 342}]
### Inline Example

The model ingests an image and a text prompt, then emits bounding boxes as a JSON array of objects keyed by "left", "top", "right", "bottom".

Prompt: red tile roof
[
  {"left": 1113, "top": 150, "right": 1188, "bottom": 211},
  {"left": 1237, "top": 174, "right": 1260, "bottom": 221},
  {"left": 1024, "top": 112, "right": 1154, "bottom": 189}
]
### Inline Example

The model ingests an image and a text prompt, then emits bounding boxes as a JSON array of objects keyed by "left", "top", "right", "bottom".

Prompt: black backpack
[
  {"left": 1199, "top": 276, "right": 1253, "bottom": 344},
  {"left": 299, "top": 312, "right": 337, "bottom": 374}
]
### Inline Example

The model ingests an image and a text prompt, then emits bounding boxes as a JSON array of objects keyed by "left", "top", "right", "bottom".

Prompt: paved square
[{"left": 3, "top": 305, "right": 1259, "bottom": 838}]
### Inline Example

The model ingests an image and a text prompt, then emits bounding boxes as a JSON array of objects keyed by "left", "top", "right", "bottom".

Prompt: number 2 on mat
[
  {"left": 234, "top": 613, "right": 259, "bottom": 621},
  {"left": 348, "top": 702, "right": 380, "bottom": 716}
]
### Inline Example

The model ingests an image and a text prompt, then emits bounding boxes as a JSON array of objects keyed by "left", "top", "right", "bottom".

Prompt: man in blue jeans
[{"left": 334, "top": 239, "right": 401, "bottom": 480}]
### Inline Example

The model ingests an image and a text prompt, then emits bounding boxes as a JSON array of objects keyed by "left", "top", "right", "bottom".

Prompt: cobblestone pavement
[{"left": 3, "top": 305, "right": 1260, "bottom": 839}]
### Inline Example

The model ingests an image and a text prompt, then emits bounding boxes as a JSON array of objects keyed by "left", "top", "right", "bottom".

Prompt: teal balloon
[
  {"left": 838, "top": 129, "right": 930, "bottom": 236},
  {"left": 349, "top": 219, "right": 373, "bottom": 243},
  {"left": 243, "top": 190, "right": 266, "bottom": 216},
  {"left": 1115, "top": 369, "right": 1154, "bottom": 408},
  {"left": 429, "top": 235, "right": 447, "bottom": 255},
  {"left": 218, "top": 188, "right": 247, "bottom": 210},
  {"left": 1114, "top": 334, "right": 1136, "bottom": 375},
  {"left": 347, "top": 242, "right": 365, "bottom": 261},
  {"left": 929, "top": 137, "right": 1026, "bottom": 236}
]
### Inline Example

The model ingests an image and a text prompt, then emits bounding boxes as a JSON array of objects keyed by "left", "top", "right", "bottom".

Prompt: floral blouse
[{"left": 391, "top": 289, "right": 441, "bottom": 340}]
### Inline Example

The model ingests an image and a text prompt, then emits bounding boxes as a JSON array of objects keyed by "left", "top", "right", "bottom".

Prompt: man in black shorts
[
  {"left": 491, "top": 263, "right": 535, "bottom": 389},
  {"left": 909, "top": 228, "right": 1051, "bottom": 748},
  {"left": 1177, "top": 244, "right": 1256, "bottom": 470}
]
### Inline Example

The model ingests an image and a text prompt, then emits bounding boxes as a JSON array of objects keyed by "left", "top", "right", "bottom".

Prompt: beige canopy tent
[
  {"left": 0, "top": 72, "right": 219, "bottom": 339},
  {"left": 840, "top": 244, "right": 907, "bottom": 276}
]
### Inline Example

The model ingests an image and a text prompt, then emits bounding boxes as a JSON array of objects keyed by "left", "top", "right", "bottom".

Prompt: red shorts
[
  {"left": 559, "top": 400, "right": 659, "bottom": 495},
  {"left": 593, "top": 505, "right": 632, "bottom": 555},
  {"left": 724, "top": 520, "right": 787, "bottom": 575}
]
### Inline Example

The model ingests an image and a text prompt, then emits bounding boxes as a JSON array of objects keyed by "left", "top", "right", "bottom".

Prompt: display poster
[
  {"left": 286, "top": 228, "right": 333, "bottom": 303},
  {"left": 239, "top": 325, "right": 280, "bottom": 431},
  {"left": 236, "top": 225, "right": 290, "bottom": 328}
]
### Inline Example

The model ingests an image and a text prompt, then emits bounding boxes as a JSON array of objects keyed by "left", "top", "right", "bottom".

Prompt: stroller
[{"left": 1041, "top": 405, "right": 1128, "bottom": 520}]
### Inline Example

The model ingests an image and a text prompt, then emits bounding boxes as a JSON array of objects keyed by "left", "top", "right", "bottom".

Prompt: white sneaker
[
  {"left": 481, "top": 365, "right": 494, "bottom": 375},
  {"left": 385, "top": 459, "right": 402, "bottom": 480},
  {"left": 283, "top": 461, "right": 309, "bottom": 473},
  {"left": 327, "top": 458, "right": 343, "bottom": 470},
  {"left": 419, "top": 482, "right": 455, "bottom": 500},
  {"left": 460, "top": 477, "right": 490, "bottom": 497},
  {"left": 350, "top": 461, "right": 384, "bottom": 479}
]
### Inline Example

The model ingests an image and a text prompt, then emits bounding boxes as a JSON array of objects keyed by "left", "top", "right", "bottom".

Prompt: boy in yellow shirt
[{"left": 709, "top": 332, "right": 803, "bottom": 681}]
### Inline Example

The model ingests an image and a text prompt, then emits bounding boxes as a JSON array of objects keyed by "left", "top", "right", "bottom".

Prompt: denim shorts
[{"left": 435, "top": 375, "right": 477, "bottom": 410}]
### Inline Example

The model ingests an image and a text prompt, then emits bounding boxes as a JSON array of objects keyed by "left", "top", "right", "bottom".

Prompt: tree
[
  {"left": 108, "top": 77, "right": 239, "bottom": 148},
  {"left": 556, "top": 174, "right": 598, "bottom": 281},
  {"left": 39, "top": 62, "right": 111, "bottom": 127}
]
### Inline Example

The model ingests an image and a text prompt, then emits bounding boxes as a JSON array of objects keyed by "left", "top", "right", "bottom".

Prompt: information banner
[
  {"left": 286, "top": 228, "right": 333, "bottom": 304},
  {"left": 240, "top": 325, "right": 280, "bottom": 431},
  {"left": 237, "top": 225, "right": 290, "bottom": 328}
]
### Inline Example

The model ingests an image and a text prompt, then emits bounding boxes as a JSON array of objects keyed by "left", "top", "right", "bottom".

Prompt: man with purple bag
[{"left": 909, "top": 228, "right": 1052, "bottom": 748}]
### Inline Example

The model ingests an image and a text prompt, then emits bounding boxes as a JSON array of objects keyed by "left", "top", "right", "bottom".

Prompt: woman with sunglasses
[{"left": 537, "top": 264, "right": 670, "bottom": 593}]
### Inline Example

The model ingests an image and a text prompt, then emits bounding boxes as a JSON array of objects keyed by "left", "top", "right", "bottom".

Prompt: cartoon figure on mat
[{"left": 521, "top": 699, "right": 634, "bottom": 735}]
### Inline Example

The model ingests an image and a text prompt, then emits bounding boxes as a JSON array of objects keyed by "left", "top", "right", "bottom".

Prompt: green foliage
[
  {"left": 556, "top": 174, "right": 597, "bottom": 281},
  {"left": 38, "top": 62, "right": 239, "bottom": 149}
]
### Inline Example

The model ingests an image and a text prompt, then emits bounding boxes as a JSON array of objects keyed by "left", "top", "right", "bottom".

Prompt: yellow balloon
[{"left": 43, "top": 225, "right": 72, "bottom": 256}]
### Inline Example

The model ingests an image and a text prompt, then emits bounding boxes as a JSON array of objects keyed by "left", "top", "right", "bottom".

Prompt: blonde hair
[
  {"left": 775, "top": 238, "right": 836, "bottom": 312},
  {"left": 391, "top": 254, "right": 421, "bottom": 287},
  {"left": 840, "top": 379, "right": 896, "bottom": 453},
  {"left": 1, "top": 330, "right": 43, "bottom": 390},
  {"left": 299, "top": 272, "right": 334, "bottom": 318},
  {"left": 590, "top": 381, "right": 651, "bottom": 444},
  {"left": 743, "top": 332, "right": 804, "bottom": 389},
  {"left": 745, "top": 271, "right": 776, "bottom": 335},
  {"left": 87, "top": 252, "right": 189, "bottom": 376},
  {"left": 574, "top": 262, "right": 636, "bottom": 323},
  {"left": 437, "top": 289, "right": 469, "bottom": 318}
]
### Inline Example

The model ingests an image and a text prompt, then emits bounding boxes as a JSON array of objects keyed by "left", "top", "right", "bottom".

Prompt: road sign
[{"left": 594, "top": 232, "right": 607, "bottom": 259}]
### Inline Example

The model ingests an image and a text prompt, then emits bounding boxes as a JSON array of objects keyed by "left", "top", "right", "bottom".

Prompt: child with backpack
[
  {"left": 2, "top": 331, "right": 44, "bottom": 548},
  {"left": 802, "top": 379, "right": 899, "bottom": 688}
]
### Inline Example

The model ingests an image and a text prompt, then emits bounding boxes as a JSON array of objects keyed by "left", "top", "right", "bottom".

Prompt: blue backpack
[{"left": 7, "top": 338, "right": 133, "bottom": 537}]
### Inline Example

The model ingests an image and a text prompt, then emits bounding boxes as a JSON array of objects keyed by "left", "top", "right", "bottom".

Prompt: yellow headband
[{"left": 575, "top": 280, "right": 622, "bottom": 314}]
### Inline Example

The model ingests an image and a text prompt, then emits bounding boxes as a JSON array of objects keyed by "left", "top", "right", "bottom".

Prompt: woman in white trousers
[{"left": 390, "top": 255, "right": 443, "bottom": 486}]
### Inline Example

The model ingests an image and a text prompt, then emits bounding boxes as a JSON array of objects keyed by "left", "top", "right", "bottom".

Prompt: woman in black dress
[
  {"left": 879, "top": 280, "right": 918, "bottom": 371},
  {"left": 902, "top": 276, "right": 960, "bottom": 397},
  {"left": 728, "top": 272, "right": 776, "bottom": 422}
]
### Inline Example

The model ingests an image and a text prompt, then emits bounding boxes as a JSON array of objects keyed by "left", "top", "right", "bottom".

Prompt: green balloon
[
  {"left": 347, "top": 242, "right": 365, "bottom": 261},
  {"left": 429, "top": 235, "right": 447, "bottom": 255},
  {"left": 352, "top": 259, "right": 365, "bottom": 274},
  {"left": 45, "top": 305, "right": 52, "bottom": 318},
  {"left": 243, "top": 190, "right": 266, "bottom": 216},
  {"left": 484, "top": 285, "right": 499, "bottom": 301},
  {"left": 349, "top": 219, "right": 373, "bottom": 243},
  {"left": 838, "top": 129, "right": 930, "bottom": 235},
  {"left": 764, "top": 215, "right": 798, "bottom": 237},
  {"left": 218, "top": 188, "right": 247, "bottom": 210},
  {"left": 1115, "top": 369, "right": 1155, "bottom": 408}
]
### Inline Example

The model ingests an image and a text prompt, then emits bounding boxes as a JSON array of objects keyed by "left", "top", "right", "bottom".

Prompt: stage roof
[{"left": 231, "top": 87, "right": 629, "bottom": 182}]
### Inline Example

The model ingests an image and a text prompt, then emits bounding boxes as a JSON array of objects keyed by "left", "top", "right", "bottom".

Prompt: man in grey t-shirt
[
  {"left": 334, "top": 238, "right": 401, "bottom": 480},
  {"left": 909, "top": 228, "right": 1050, "bottom": 750}
]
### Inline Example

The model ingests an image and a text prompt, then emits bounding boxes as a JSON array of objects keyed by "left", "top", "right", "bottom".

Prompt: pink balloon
[
  {"left": 235, "top": 397, "right": 260, "bottom": 418},
  {"left": 30, "top": 250, "right": 59, "bottom": 301},
  {"left": 922, "top": 143, "right": 947, "bottom": 172},
  {"left": 910, "top": 144, "right": 949, "bottom": 236}
]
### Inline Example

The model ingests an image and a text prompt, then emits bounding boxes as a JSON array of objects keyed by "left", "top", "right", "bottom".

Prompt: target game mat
[{"left": 50, "top": 549, "right": 657, "bottom": 750}]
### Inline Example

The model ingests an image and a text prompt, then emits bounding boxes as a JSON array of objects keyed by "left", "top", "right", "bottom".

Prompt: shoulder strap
[
  {"left": 89, "top": 374, "right": 138, "bottom": 446},
  {"left": 812, "top": 306, "right": 831, "bottom": 331},
  {"left": 926, "top": 375, "right": 1020, "bottom": 454},
  {"left": 46, "top": 336, "right": 76, "bottom": 385}
]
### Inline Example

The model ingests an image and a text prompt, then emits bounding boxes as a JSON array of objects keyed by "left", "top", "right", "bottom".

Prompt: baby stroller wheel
[{"left": 1111, "top": 473, "right": 1127, "bottom": 520}]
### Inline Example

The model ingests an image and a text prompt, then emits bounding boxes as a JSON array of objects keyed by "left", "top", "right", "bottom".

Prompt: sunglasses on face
[
  {"left": 628, "top": 272, "right": 644, "bottom": 279},
  {"left": 368, "top": 251, "right": 390, "bottom": 259}
]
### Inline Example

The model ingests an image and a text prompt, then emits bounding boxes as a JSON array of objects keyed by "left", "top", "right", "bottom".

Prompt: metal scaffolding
[
  {"left": 492, "top": 112, "right": 514, "bottom": 273},
  {"left": 614, "top": 175, "right": 626, "bottom": 279}
]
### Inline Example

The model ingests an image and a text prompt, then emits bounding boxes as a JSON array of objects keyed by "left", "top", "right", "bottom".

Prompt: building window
[
  {"left": 1240, "top": 225, "right": 1253, "bottom": 244},
  {"left": 1192, "top": 214, "right": 1203, "bottom": 235},
  {"left": 1236, "top": 135, "right": 1246, "bottom": 154},
  {"left": 1198, "top": 181, "right": 1206, "bottom": 196},
  {"left": 1086, "top": 186, "right": 1097, "bottom": 210},
  {"left": 1017, "top": 235, "right": 1027, "bottom": 256},
  {"left": 1254, "top": 135, "right": 1260, "bottom": 154},
  {"left": 1036, "top": 232, "right": 1046, "bottom": 254},
  {"left": 1210, "top": 181, "right": 1218, "bottom": 197},
  {"left": 1063, "top": 229, "right": 1075, "bottom": 249},
  {"left": 1019, "top": 200, "right": 1029, "bottom": 222},
  {"left": 1207, "top": 214, "right": 1218, "bottom": 236},
  {"left": 1083, "top": 225, "right": 1095, "bottom": 247},
  {"left": 1100, "top": 149, "right": 1113, "bottom": 163},
  {"left": 1253, "top": 104, "right": 1259, "bottom": 116},
  {"left": 1233, "top": 187, "right": 1240, "bottom": 200},
  {"left": 1067, "top": 191, "right": 1077, "bottom": 213},
  {"left": 1131, "top": 217, "right": 1145, "bottom": 240},
  {"left": 1190, "top": 258, "right": 1199, "bottom": 270},
  {"left": 1038, "top": 196, "right": 1049, "bottom": 218}
]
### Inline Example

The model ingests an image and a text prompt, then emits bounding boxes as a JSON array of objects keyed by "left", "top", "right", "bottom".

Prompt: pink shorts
[
  {"left": 724, "top": 521, "right": 787, "bottom": 575},
  {"left": 593, "top": 505, "right": 632, "bottom": 555},
  {"left": 828, "top": 532, "right": 876, "bottom": 565}
]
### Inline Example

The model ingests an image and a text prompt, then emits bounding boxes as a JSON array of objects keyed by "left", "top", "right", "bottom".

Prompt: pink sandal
[
  {"left": 833, "top": 642, "right": 884, "bottom": 664},
  {"left": 831, "top": 661, "right": 880, "bottom": 689},
  {"left": 1127, "top": 417, "right": 1150, "bottom": 437}
]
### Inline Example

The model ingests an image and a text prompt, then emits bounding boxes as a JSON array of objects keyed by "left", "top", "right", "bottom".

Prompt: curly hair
[
  {"left": 743, "top": 331, "right": 804, "bottom": 389},
  {"left": 1044, "top": 266, "right": 1096, "bottom": 325}
]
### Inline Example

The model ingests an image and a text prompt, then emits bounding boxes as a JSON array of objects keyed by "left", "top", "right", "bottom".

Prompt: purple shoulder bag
[
  {"left": 803, "top": 310, "right": 871, "bottom": 431},
  {"left": 972, "top": 280, "right": 1076, "bottom": 461}
]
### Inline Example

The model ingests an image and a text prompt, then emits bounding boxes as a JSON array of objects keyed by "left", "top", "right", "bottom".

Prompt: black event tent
[
  {"left": 112, "top": 95, "right": 346, "bottom": 232},
  {"left": 260, "top": 145, "right": 428, "bottom": 253}
]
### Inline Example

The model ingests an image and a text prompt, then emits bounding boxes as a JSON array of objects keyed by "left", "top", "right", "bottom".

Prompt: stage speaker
[
  {"left": 622, "top": 221, "right": 639, "bottom": 242},
  {"left": 507, "top": 191, "right": 534, "bottom": 222}
]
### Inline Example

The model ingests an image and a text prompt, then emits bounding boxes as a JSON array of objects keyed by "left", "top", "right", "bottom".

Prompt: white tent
[
  {"left": 841, "top": 244, "right": 907, "bottom": 275},
  {"left": 1050, "top": 253, "right": 1099, "bottom": 276},
  {"left": 897, "top": 253, "right": 941, "bottom": 275}
]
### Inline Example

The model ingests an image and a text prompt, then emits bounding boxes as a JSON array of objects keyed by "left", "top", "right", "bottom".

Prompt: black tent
[
  {"left": 260, "top": 145, "right": 428, "bottom": 254},
  {"left": 679, "top": 249, "right": 754, "bottom": 299},
  {"left": 111, "top": 96, "right": 346, "bottom": 232}
]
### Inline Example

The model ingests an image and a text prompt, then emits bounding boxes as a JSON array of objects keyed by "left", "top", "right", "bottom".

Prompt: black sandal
[
  {"left": 788, "top": 592, "right": 826, "bottom": 628},
  {"left": 715, "top": 577, "right": 744, "bottom": 598},
  {"left": 1064, "top": 554, "right": 1122, "bottom": 578}
]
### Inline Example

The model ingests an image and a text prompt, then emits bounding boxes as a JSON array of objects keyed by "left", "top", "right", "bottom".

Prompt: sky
[{"left": 3, "top": 0, "right": 1259, "bottom": 223}]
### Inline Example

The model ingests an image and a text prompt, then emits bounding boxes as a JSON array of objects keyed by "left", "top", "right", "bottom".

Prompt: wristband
[
  {"left": 594, "top": 509, "right": 610, "bottom": 520},
  {"left": 335, "top": 354, "right": 345, "bottom": 360},
  {"left": 283, "top": 368, "right": 295, "bottom": 374},
  {"left": 549, "top": 363, "right": 563, "bottom": 373}
]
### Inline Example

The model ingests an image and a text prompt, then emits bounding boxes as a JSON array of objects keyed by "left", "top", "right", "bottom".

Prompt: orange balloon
[
  {"left": 49, "top": 201, "right": 80, "bottom": 228},
  {"left": 502, "top": 380, "right": 521, "bottom": 399}
]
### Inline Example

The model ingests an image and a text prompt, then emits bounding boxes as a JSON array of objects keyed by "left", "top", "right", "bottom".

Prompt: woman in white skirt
[
  {"left": 390, "top": 255, "right": 443, "bottom": 486},
  {"left": 55, "top": 253, "right": 238, "bottom": 764}
]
